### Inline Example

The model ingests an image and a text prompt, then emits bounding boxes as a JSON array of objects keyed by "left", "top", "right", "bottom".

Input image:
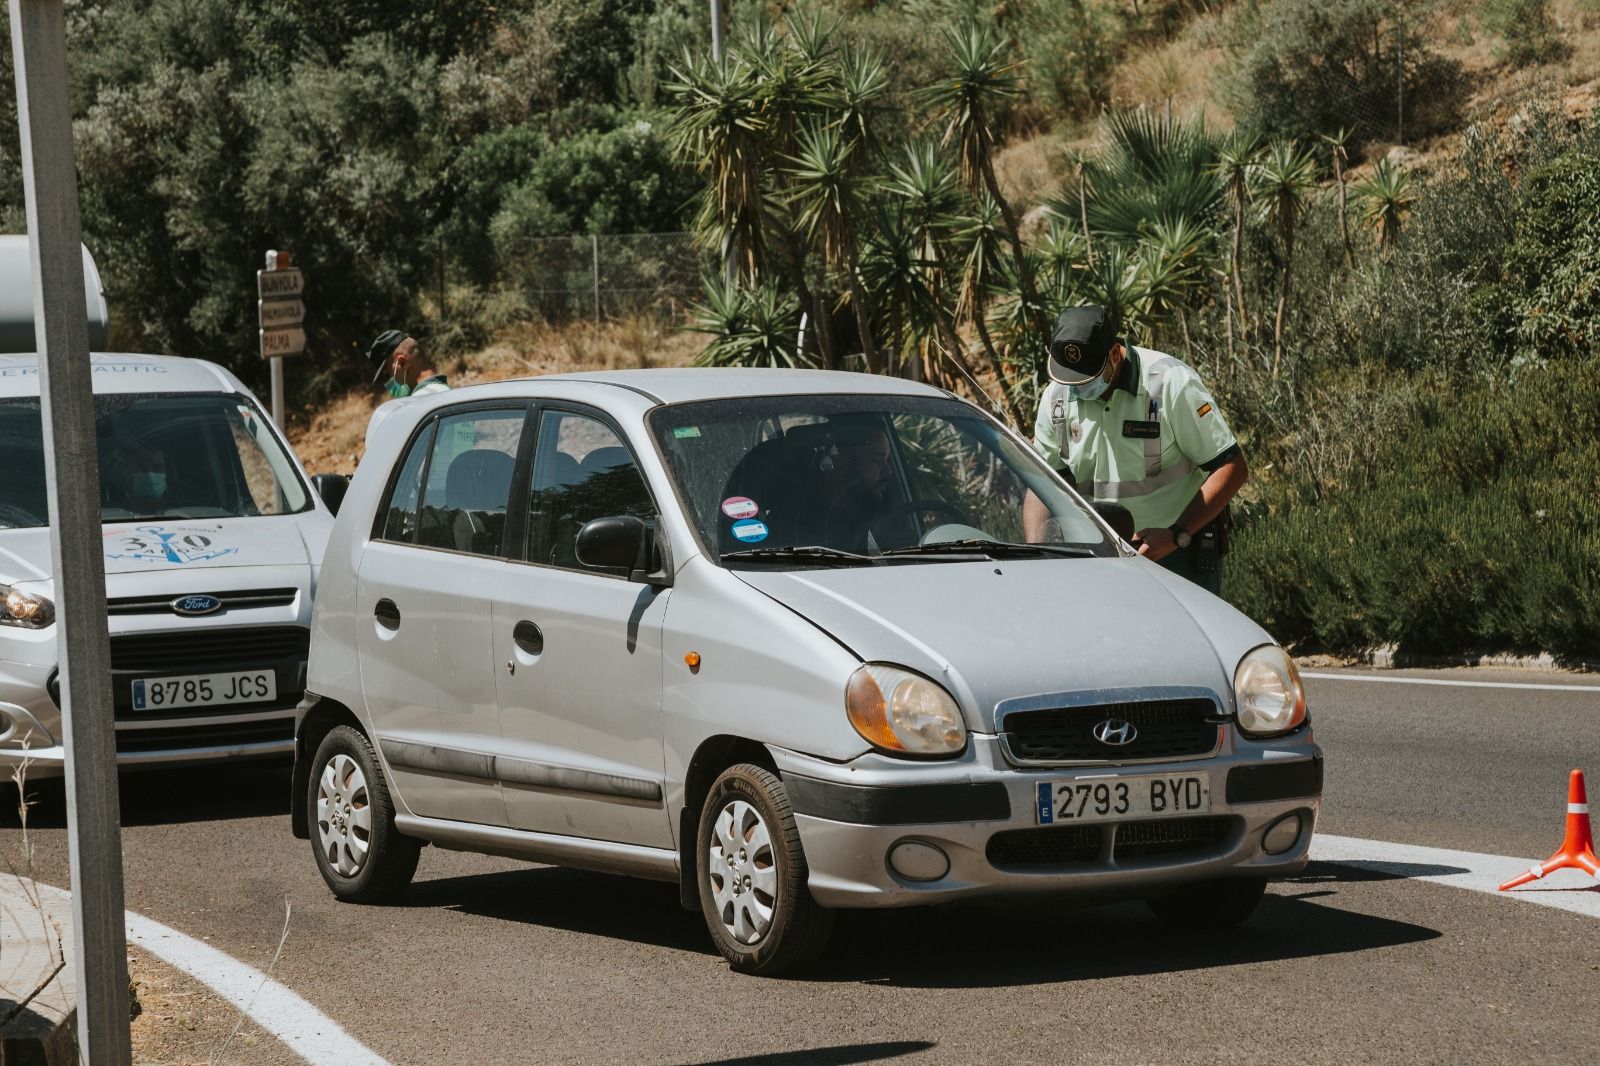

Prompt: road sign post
[
  {"left": 258, "top": 250, "right": 306, "bottom": 428},
  {"left": 8, "top": 0, "right": 133, "bottom": 1061}
]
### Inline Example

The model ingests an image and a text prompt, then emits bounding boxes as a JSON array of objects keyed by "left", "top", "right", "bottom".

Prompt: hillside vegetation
[{"left": 2, "top": 0, "right": 1597, "bottom": 659}]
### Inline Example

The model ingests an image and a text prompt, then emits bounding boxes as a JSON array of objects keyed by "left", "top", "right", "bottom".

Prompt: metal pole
[
  {"left": 270, "top": 356, "right": 285, "bottom": 427},
  {"left": 591, "top": 234, "right": 601, "bottom": 324},
  {"left": 1396, "top": 14, "right": 1404, "bottom": 145},
  {"left": 8, "top": 0, "right": 133, "bottom": 1062}
]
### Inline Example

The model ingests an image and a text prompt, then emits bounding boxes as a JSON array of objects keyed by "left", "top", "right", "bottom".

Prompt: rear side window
[
  {"left": 415, "top": 409, "right": 525, "bottom": 555},
  {"left": 380, "top": 423, "right": 433, "bottom": 543}
]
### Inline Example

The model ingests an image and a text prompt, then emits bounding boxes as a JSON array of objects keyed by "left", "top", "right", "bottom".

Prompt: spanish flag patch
[{"left": 1196, "top": 402, "right": 1213, "bottom": 418}]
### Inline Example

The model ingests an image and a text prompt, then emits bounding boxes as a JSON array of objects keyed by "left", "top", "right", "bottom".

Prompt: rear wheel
[
  {"left": 697, "top": 763, "right": 833, "bottom": 975},
  {"left": 308, "top": 725, "right": 420, "bottom": 903},
  {"left": 1145, "top": 877, "right": 1267, "bottom": 930}
]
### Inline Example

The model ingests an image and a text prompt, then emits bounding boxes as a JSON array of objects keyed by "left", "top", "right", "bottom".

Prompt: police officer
[
  {"left": 1025, "top": 306, "right": 1248, "bottom": 594},
  {"left": 367, "top": 330, "right": 449, "bottom": 399}
]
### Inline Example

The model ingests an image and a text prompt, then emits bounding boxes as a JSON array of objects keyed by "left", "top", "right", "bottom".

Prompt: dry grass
[
  {"left": 287, "top": 315, "right": 707, "bottom": 475},
  {"left": 1107, "top": 28, "right": 1234, "bottom": 130}
]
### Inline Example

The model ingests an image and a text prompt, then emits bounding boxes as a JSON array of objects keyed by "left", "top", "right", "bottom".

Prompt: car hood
[
  {"left": 734, "top": 557, "right": 1264, "bottom": 732},
  {"left": 0, "top": 515, "right": 329, "bottom": 585}
]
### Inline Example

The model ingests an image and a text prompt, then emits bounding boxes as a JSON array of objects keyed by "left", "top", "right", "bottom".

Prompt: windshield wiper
[
  {"left": 721, "top": 545, "right": 878, "bottom": 565},
  {"left": 879, "top": 539, "right": 1096, "bottom": 559}
]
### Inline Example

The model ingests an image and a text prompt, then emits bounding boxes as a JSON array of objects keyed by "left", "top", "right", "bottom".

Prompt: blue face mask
[
  {"left": 1069, "top": 376, "right": 1110, "bottom": 402},
  {"left": 133, "top": 472, "right": 167, "bottom": 498},
  {"left": 384, "top": 379, "right": 411, "bottom": 399}
]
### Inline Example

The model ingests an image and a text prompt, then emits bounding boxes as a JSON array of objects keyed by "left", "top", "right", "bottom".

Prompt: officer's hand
[{"left": 1133, "top": 527, "right": 1177, "bottom": 561}]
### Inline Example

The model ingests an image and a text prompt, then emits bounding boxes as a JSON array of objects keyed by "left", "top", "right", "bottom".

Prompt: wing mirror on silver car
[
  {"left": 1092, "top": 500, "right": 1136, "bottom": 542},
  {"left": 311, "top": 474, "right": 349, "bottom": 517},
  {"left": 575, "top": 515, "right": 670, "bottom": 586}
]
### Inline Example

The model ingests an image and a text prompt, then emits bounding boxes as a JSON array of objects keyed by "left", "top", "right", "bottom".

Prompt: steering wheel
[
  {"left": 862, "top": 498, "right": 973, "bottom": 546},
  {"left": 0, "top": 502, "right": 43, "bottom": 528}
]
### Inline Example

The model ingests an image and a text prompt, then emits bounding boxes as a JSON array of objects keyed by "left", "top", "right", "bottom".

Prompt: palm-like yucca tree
[
  {"left": 665, "top": 51, "right": 768, "bottom": 280},
  {"left": 1079, "top": 244, "right": 1148, "bottom": 343},
  {"left": 1353, "top": 160, "right": 1416, "bottom": 262},
  {"left": 858, "top": 201, "right": 942, "bottom": 379},
  {"left": 1209, "top": 129, "right": 1257, "bottom": 348},
  {"left": 1322, "top": 126, "right": 1354, "bottom": 268},
  {"left": 786, "top": 123, "right": 880, "bottom": 373},
  {"left": 923, "top": 22, "right": 1045, "bottom": 337},
  {"left": 836, "top": 46, "right": 890, "bottom": 158},
  {"left": 882, "top": 142, "right": 965, "bottom": 383},
  {"left": 1139, "top": 218, "right": 1209, "bottom": 358},
  {"left": 1251, "top": 139, "right": 1318, "bottom": 378},
  {"left": 1069, "top": 110, "right": 1223, "bottom": 244},
  {"left": 689, "top": 275, "right": 809, "bottom": 368}
]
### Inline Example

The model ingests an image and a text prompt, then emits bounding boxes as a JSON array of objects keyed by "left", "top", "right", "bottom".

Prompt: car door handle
[
  {"left": 512, "top": 620, "right": 544, "bottom": 656},
  {"left": 374, "top": 598, "right": 401, "bottom": 631}
]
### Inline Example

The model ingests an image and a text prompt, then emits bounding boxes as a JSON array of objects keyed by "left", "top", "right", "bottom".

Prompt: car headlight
[
  {"left": 845, "top": 663, "right": 968, "bottom": 757},
  {"left": 1, "top": 584, "right": 54, "bottom": 629},
  {"left": 1233, "top": 644, "right": 1307, "bottom": 737}
]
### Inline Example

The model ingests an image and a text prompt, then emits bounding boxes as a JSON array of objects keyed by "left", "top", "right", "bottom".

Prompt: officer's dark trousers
[{"left": 1158, "top": 545, "right": 1223, "bottom": 597}]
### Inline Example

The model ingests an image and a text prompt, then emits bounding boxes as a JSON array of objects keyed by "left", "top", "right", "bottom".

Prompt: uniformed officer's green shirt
[{"left": 1032, "top": 346, "right": 1236, "bottom": 531}]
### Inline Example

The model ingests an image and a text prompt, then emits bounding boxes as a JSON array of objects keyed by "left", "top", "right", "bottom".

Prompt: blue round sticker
[{"left": 731, "top": 519, "right": 769, "bottom": 543}]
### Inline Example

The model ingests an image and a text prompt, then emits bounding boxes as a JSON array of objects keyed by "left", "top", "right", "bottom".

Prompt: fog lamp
[
  {"left": 887, "top": 840, "right": 950, "bottom": 882},
  {"left": 1262, "top": 812, "right": 1303, "bottom": 855}
]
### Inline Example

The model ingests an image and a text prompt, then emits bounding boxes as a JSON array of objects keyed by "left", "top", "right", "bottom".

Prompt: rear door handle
[
  {"left": 374, "top": 598, "right": 401, "bottom": 631},
  {"left": 512, "top": 620, "right": 544, "bottom": 656}
]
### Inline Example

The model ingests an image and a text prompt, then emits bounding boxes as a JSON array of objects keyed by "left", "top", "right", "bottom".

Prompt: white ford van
[{"left": 0, "top": 352, "right": 340, "bottom": 775}]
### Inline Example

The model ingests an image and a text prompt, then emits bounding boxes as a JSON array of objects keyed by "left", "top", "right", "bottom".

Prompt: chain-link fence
[{"left": 505, "top": 231, "right": 710, "bottom": 321}]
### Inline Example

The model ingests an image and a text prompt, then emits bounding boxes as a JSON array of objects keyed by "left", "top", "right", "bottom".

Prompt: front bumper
[{"left": 774, "top": 732, "right": 1322, "bottom": 908}]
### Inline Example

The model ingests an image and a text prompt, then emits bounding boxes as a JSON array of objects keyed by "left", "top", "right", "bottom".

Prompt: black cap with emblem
[
  {"left": 367, "top": 329, "right": 408, "bottom": 384},
  {"left": 1046, "top": 306, "right": 1115, "bottom": 385}
]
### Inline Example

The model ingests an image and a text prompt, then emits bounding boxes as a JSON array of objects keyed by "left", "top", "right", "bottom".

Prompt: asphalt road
[{"left": 5, "top": 666, "right": 1599, "bottom": 1065}]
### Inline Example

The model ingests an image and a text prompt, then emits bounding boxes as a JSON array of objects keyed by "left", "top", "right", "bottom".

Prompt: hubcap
[
  {"left": 316, "top": 753, "right": 373, "bottom": 878},
  {"left": 707, "top": 798, "right": 777, "bottom": 945}
]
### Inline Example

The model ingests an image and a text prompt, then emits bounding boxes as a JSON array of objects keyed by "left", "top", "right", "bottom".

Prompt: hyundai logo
[
  {"left": 171, "top": 594, "right": 223, "bottom": 617},
  {"left": 1092, "top": 718, "right": 1138, "bottom": 747}
]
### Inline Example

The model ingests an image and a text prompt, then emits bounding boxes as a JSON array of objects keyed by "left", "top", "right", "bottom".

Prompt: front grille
[
  {"left": 1002, "top": 698, "right": 1220, "bottom": 764},
  {"left": 115, "top": 717, "right": 294, "bottom": 755},
  {"left": 987, "top": 825, "right": 1101, "bottom": 869},
  {"left": 109, "top": 626, "right": 310, "bottom": 673},
  {"left": 1114, "top": 816, "right": 1233, "bottom": 860},
  {"left": 108, "top": 588, "right": 298, "bottom": 616}
]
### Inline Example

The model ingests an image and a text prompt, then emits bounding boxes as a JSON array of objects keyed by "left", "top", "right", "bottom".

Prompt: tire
[
  {"left": 308, "top": 725, "right": 420, "bottom": 903},
  {"left": 1145, "top": 876, "right": 1268, "bottom": 931},
  {"left": 696, "top": 763, "right": 834, "bottom": 975}
]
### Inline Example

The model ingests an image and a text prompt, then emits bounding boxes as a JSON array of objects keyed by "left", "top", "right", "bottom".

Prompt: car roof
[
  {"left": 437, "top": 368, "right": 955, "bottom": 407},
  {"left": 0, "top": 352, "right": 241, "bottom": 399}
]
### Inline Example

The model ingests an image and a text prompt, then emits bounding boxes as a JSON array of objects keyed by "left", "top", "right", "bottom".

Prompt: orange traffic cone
[{"left": 1499, "top": 769, "right": 1599, "bottom": 891}]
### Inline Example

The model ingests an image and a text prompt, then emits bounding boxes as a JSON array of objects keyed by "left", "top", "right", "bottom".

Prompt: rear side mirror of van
[
  {"left": 312, "top": 474, "right": 349, "bottom": 517},
  {"left": 576, "top": 516, "right": 669, "bottom": 585}
]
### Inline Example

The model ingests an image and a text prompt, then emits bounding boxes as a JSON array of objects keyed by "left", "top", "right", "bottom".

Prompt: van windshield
[
  {"left": 0, "top": 392, "right": 311, "bottom": 530},
  {"left": 648, "top": 394, "right": 1115, "bottom": 566}
]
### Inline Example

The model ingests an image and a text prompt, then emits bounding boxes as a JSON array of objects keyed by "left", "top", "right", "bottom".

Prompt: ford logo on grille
[
  {"left": 171, "top": 594, "right": 223, "bottom": 617},
  {"left": 1092, "top": 718, "right": 1138, "bottom": 747}
]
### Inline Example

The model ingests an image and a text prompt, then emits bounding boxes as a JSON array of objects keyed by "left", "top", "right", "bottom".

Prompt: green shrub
[
  {"left": 1477, "top": 0, "right": 1566, "bottom": 64},
  {"left": 1498, "top": 148, "right": 1600, "bottom": 363}
]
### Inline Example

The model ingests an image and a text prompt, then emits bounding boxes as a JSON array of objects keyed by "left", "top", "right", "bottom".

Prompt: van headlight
[
  {"left": 845, "top": 664, "right": 967, "bottom": 757},
  {"left": 1, "top": 584, "right": 54, "bottom": 629},
  {"left": 1233, "top": 644, "right": 1308, "bottom": 737}
]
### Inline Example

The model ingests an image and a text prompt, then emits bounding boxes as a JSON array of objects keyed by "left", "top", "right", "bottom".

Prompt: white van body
[{"left": 0, "top": 352, "right": 333, "bottom": 776}]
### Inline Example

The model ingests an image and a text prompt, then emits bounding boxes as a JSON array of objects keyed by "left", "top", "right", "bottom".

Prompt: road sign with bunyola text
[
  {"left": 258, "top": 263, "right": 307, "bottom": 359},
  {"left": 257, "top": 268, "right": 304, "bottom": 299}
]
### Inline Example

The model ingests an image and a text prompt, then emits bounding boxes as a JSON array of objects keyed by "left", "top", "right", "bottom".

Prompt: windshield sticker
[
  {"left": 104, "top": 525, "right": 238, "bottom": 565},
  {"left": 673, "top": 426, "right": 702, "bottom": 439},
  {"left": 730, "top": 519, "right": 768, "bottom": 543},
  {"left": 721, "top": 496, "right": 759, "bottom": 520}
]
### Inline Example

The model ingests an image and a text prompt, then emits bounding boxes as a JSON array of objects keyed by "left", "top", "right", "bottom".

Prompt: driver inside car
[
  {"left": 102, "top": 438, "right": 173, "bottom": 517},
  {"left": 797, "top": 416, "right": 912, "bottom": 553}
]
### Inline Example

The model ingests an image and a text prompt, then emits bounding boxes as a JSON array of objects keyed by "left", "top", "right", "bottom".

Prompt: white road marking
[
  {"left": 1311, "top": 834, "right": 1600, "bottom": 919},
  {"left": 1301, "top": 672, "right": 1600, "bottom": 694},
  {"left": 4, "top": 876, "right": 391, "bottom": 1065}
]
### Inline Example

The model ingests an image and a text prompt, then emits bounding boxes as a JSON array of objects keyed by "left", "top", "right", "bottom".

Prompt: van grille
[
  {"left": 1001, "top": 699, "right": 1220, "bottom": 765},
  {"left": 109, "top": 626, "right": 309, "bottom": 673},
  {"left": 107, "top": 588, "right": 298, "bottom": 615}
]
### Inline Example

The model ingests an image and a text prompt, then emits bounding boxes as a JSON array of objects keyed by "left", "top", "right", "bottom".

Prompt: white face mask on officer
[{"left": 1067, "top": 343, "right": 1123, "bottom": 402}]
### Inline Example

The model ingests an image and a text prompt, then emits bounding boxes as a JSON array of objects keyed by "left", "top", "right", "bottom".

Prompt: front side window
[
  {"left": 0, "top": 393, "right": 310, "bottom": 530},
  {"left": 526, "top": 410, "right": 654, "bottom": 569},
  {"left": 648, "top": 394, "right": 1113, "bottom": 567}
]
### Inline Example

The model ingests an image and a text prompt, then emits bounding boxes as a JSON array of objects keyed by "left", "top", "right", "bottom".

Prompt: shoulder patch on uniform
[{"left": 1196, "top": 402, "right": 1213, "bottom": 418}]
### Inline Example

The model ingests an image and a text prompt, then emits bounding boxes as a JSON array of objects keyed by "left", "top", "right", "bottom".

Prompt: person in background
[
  {"left": 1023, "top": 306, "right": 1248, "bottom": 595},
  {"left": 367, "top": 330, "right": 449, "bottom": 399}
]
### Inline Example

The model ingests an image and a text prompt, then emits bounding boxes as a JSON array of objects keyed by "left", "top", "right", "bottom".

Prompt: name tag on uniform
[{"left": 1122, "top": 419, "right": 1161, "bottom": 439}]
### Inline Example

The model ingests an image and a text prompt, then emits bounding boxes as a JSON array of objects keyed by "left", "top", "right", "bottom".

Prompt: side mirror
[
  {"left": 1092, "top": 501, "right": 1136, "bottom": 542},
  {"left": 311, "top": 474, "right": 349, "bottom": 517},
  {"left": 575, "top": 515, "right": 668, "bottom": 584}
]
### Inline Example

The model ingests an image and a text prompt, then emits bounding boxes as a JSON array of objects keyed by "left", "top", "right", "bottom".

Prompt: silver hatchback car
[{"left": 293, "top": 369, "right": 1321, "bottom": 974}]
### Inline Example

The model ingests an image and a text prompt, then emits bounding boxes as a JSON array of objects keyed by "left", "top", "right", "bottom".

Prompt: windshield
[
  {"left": 0, "top": 392, "right": 312, "bottom": 530},
  {"left": 648, "top": 394, "right": 1114, "bottom": 567}
]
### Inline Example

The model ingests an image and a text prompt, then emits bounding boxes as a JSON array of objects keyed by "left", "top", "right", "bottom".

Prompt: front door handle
[
  {"left": 512, "top": 620, "right": 544, "bottom": 656},
  {"left": 374, "top": 598, "right": 401, "bottom": 631}
]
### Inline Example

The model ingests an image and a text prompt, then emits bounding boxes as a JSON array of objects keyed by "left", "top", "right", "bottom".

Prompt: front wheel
[
  {"left": 1145, "top": 876, "right": 1267, "bottom": 930},
  {"left": 697, "top": 763, "right": 834, "bottom": 975},
  {"left": 308, "top": 725, "right": 420, "bottom": 903}
]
